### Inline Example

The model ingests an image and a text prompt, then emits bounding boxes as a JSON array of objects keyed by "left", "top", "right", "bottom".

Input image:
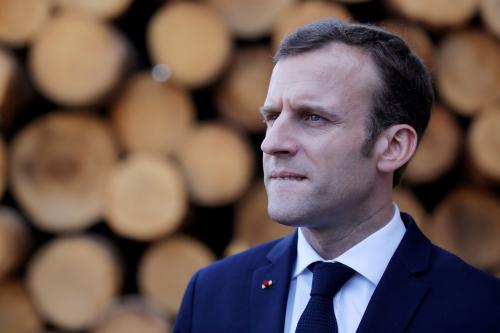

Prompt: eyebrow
[
  {"left": 260, "top": 103, "right": 340, "bottom": 118},
  {"left": 293, "top": 103, "right": 333, "bottom": 116},
  {"left": 259, "top": 106, "right": 276, "bottom": 115},
  {"left": 259, "top": 103, "right": 331, "bottom": 113}
]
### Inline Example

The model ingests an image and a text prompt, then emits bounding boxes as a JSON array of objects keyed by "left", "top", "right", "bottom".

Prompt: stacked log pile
[{"left": 0, "top": 0, "right": 499, "bottom": 331}]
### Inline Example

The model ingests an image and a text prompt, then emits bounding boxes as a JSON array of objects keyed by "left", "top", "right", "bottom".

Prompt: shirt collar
[{"left": 292, "top": 203, "right": 406, "bottom": 286}]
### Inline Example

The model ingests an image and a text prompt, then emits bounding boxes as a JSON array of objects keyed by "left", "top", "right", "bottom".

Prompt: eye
[
  {"left": 304, "top": 114, "right": 323, "bottom": 121},
  {"left": 262, "top": 112, "right": 279, "bottom": 123}
]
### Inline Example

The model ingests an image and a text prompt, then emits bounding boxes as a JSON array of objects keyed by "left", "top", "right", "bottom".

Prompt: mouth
[{"left": 269, "top": 171, "right": 307, "bottom": 181}]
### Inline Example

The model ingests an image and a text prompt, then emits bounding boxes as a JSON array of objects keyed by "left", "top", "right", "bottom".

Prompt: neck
[{"left": 301, "top": 199, "right": 394, "bottom": 260}]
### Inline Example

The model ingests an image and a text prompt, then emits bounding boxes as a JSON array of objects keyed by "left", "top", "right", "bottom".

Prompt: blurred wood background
[{"left": 0, "top": 0, "right": 499, "bottom": 331}]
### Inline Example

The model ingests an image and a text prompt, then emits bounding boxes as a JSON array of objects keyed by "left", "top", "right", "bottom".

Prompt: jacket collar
[
  {"left": 250, "top": 231, "right": 297, "bottom": 333},
  {"left": 249, "top": 213, "right": 433, "bottom": 333},
  {"left": 356, "top": 213, "right": 432, "bottom": 333}
]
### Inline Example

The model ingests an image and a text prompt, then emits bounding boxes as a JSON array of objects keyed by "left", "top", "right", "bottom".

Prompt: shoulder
[
  {"left": 397, "top": 214, "right": 499, "bottom": 312},
  {"left": 401, "top": 213, "right": 499, "bottom": 295},
  {"left": 179, "top": 236, "right": 290, "bottom": 315},
  {"left": 417, "top": 243, "right": 500, "bottom": 329},
  {"left": 420, "top": 240, "right": 500, "bottom": 328},
  {"left": 428, "top": 243, "right": 500, "bottom": 294}
]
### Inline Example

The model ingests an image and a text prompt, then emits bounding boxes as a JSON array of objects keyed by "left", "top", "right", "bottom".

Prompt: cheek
[{"left": 312, "top": 141, "right": 372, "bottom": 182}]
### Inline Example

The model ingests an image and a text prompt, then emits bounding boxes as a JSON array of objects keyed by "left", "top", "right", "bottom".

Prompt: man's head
[
  {"left": 260, "top": 19, "right": 433, "bottom": 228},
  {"left": 275, "top": 19, "right": 434, "bottom": 186}
]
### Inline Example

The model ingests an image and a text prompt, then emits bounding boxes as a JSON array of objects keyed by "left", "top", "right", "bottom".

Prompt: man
[{"left": 173, "top": 19, "right": 500, "bottom": 333}]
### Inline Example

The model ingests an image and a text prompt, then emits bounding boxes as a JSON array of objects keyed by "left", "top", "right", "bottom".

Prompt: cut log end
[
  {"left": 480, "top": 0, "right": 500, "bottom": 38},
  {"left": 393, "top": 188, "right": 431, "bottom": 237},
  {"left": 0, "top": 49, "right": 17, "bottom": 130},
  {"left": 379, "top": 20, "right": 434, "bottom": 68},
  {"left": 432, "top": 187, "right": 500, "bottom": 270},
  {"left": 386, "top": 0, "right": 479, "bottom": 28},
  {"left": 216, "top": 47, "right": 273, "bottom": 133},
  {"left": 53, "top": 0, "right": 132, "bottom": 20},
  {"left": 0, "top": 136, "right": 6, "bottom": 200},
  {"left": 138, "top": 235, "right": 214, "bottom": 315},
  {"left": 175, "top": 123, "right": 254, "bottom": 206},
  {"left": 27, "top": 236, "right": 122, "bottom": 330},
  {"left": 468, "top": 103, "right": 500, "bottom": 181},
  {"left": 111, "top": 72, "right": 195, "bottom": 155},
  {"left": 224, "top": 239, "right": 251, "bottom": 257},
  {"left": 272, "top": 0, "right": 352, "bottom": 50},
  {"left": 0, "top": 207, "right": 30, "bottom": 280},
  {"left": 147, "top": 2, "right": 232, "bottom": 88},
  {"left": 235, "top": 182, "right": 294, "bottom": 246},
  {"left": 436, "top": 29, "right": 500, "bottom": 115},
  {"left": 0, "top": 280, "right": 43, "bottom": 333},
  {"left": 207, "top": 0, "right": 296, "bottom": 38},
  {"left": 404, "top": 104, "right": 462, "bottom": 183},
  {"left": 0, "top": 0, "right": 52, "bottom": 46},
  {"left": 91, "top": 296, "right": 171, "bottom": 333},
  {"left": 29, "top": 12, "right": 129, "bottom": 106},
  {"left": 104, "top": 154, "right": 188, "bottom": 241},
  {"left": 10, "top": 112, "right": 118, "bottom": 232},
  {"left": 0, "top": 48, "right": 31, "bottom": 132}
]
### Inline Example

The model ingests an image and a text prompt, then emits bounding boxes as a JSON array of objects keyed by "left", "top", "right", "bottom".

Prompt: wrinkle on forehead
[
  {"left": 319, "top": 43, "right": 380, "bottom": 92},
  {"left": 272, "top": 42, "right": 380, "bottom": 93},
  {"left": 266, "top": 42, "right": 381, "bottom": 117}
]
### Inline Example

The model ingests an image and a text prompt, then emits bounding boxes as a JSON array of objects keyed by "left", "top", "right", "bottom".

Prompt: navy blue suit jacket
[{"left": 173, "top": 214, "right": 500, "bottom": 332}]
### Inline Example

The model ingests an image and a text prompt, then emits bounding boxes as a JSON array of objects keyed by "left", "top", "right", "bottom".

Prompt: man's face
[{"left": 261, "top": 43, "right": 382, "bottom": 229}]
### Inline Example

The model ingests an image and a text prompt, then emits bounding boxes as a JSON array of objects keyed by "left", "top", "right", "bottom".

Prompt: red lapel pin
[{"left": 261, "top": 279, "right": 273, "bottom": 289}]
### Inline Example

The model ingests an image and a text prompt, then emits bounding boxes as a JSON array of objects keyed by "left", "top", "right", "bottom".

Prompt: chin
[{"left": 267, "top": 203, "right": 308, "bottom": 228}]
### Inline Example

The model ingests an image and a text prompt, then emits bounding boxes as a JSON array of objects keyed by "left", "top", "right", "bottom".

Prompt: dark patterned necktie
[{"left": 295, "top": 261, "right": 355, "bottom": 333}]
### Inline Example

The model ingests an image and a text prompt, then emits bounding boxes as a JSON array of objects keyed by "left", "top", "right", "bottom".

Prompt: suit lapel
[
  {"left": 356, "top": 214, "right": 432, "bottom": 333},
  {"left": 250, "top": 231, "right": 297, "bottom": 333}
]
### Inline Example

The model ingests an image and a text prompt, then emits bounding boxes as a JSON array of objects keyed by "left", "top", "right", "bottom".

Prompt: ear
[{"left": 375, "top": 125, "right": 418, "bottom": 174}]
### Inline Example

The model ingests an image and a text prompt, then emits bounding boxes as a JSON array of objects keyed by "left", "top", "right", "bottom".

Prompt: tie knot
[{"left": 309, "top": 262, "right": 355, "bottom": 298}]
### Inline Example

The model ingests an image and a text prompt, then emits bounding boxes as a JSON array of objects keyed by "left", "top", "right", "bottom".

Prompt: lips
[{"left": 269, "top": 171, "right": 307, "bottom": 180}]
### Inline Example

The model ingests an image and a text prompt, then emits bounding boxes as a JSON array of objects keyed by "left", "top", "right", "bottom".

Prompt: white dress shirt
[{"left": 284, "top": 204, "right": 406, "bottom": 333}]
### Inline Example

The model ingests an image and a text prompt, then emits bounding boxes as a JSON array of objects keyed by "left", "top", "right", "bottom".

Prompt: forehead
[{"left": 268, "top": 43, "right": 381, "bottom": 105}]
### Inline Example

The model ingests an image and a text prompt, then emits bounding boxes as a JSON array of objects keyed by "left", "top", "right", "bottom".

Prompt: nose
[{"left": 261, "top": 113, "right": 298, "bottom": 156}]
